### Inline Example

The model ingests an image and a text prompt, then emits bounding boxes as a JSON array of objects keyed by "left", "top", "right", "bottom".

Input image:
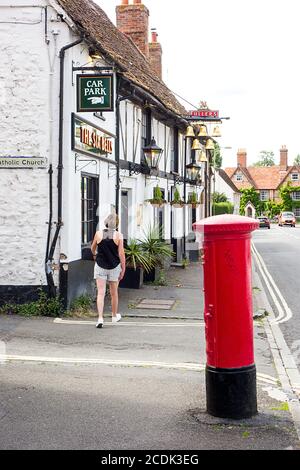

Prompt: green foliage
[
  {"left": 213, "top": 202, "right": 234, "bottom": 215},
  {"left": 125, "top": 239, "right": 155, "bottom": 273},
  {"left": 153, "top": 185, "right": 163, "bottom": 201},
  {"left": 69, "top": 295, "right": 93, "bottom": 314},
  {"left": 187, "top": 191, "right": 199, "bottom": 205},
  {"left": 212, "top": 192, "right": 228, "bottom": 203},
  {"left": 139, "top": 225, "right": 174, "bottom": 268},
  {"left": 253, "top": 150, "right": 275, "bottom": 167},
  {"left": 152, "top": 270, "right": 168, "bottom": 287},
  {"left": 213, "top": 142, "right": 222, "bottom": 169},
  {"left": 280, "top": 183, "right": 298, "bottom": 211},
  {"left": 0, "top": 289, "right": 63, "bottom": 317},
  {"left": 171, "top": 186, "right": 184, "bottom": 205},
  {"left": 294, "top": 154, "right": 300, "bottom": 165},
  {"left": 264, "top": 200, "right": 283, "bottom": 218},
  {"left": 239, "top": 187, "right": 263, "bottom": 215}
]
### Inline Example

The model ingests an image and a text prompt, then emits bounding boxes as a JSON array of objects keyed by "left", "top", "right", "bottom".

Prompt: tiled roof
[
  {"left": 225, "top": 165, "right": 300, "bottom": 190},
  {"left": 218, "top": 169, "right": 240, "bottom": 193},
  {"left": 57, "top": 0, "right": 186, "bottom": 116}
]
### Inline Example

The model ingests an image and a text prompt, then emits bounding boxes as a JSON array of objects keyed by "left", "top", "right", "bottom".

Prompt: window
[
  {"left": 81, "top": 175, "right": 99, "bottom": 245},
  {"left": 294, "top": 208, "right": 300, "bottom": 218},
  {"left": 170, "top": 128, "right": 179, "bottom": 173},
  {"left": 291, "top": 173, "right": 299, "bottom": 181},
  {"left": 292, "top": 191, "right": 300, "bottom": 201},
  {"left": 236, "top": 173, "right": 243, "bottom": 182},
  {"left": 141, "top": 109, "right": 151, "bottom": 161},
  {"left": 260, "top": 190, "right": 270, "bottom": 201}
]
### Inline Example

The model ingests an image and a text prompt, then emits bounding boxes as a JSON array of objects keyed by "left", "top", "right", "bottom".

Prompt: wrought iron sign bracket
[{"left": 75, "top": 154, "right": 99, "bottom": 174}]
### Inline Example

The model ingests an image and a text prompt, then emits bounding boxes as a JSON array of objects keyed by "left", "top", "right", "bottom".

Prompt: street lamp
[{"left": 143, "top": 137, "right": 163, "bottom": 170}]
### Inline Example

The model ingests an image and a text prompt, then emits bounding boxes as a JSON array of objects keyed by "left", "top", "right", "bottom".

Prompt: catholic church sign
[{"left": 77, "top": 74, "right": 114, "bottom": 112}]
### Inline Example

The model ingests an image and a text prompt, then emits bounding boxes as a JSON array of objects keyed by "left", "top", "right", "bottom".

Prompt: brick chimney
[
  {"left": 280, "top": 145, "right": 288, "bottom": 171},
  {"left": 116, "top": 0, "right": 150, "bottom": 59},
  {"left": 149, "top": 28, "right": 162, "bottom": 79},
  {"left": 237, "top": 149, "right": 247, "bottom": 167}
]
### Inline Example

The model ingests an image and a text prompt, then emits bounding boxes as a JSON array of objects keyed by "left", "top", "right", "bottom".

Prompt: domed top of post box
[{"left": 193, "top": 214, "right": 259, "bottom": 234}]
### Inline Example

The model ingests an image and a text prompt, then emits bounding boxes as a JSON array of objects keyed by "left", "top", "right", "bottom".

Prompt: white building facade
[{"left": 0, "top": 0, "right": 202, "bottom": 307}]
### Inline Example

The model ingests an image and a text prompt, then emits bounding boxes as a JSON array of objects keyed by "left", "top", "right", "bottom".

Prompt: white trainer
[
  {"left": 96, "top": 320, "right": 104, "bottom": 329},
  {"left": 112, "top": 313, "right": 122, "bottom": 324}
]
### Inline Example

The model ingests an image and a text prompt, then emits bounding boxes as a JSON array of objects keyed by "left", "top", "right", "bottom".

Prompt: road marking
[
  {"left": 253, "top": 267, "right": 300, "bottom": 441},
  {"left": 53, "top": 319, "right": 204, "bottom": 327},
  {"left": 252, "top": 242, "right": 293, "bottom": 325},
  {"left": 0, "top": 353, "right": 278, "bottom": 384}
]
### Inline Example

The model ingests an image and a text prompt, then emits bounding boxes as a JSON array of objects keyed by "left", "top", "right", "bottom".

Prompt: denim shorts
[{"left": 94, "top": 263, "right": 122, "bottom": 282}]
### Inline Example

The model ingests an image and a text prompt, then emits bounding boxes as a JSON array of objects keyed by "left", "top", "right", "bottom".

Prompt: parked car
[
  {"left": 278, "top": 212, "right": 296, "bottom": 227},
  {"left": 257, "top": 216, "right": 271, "bottom": 229}
]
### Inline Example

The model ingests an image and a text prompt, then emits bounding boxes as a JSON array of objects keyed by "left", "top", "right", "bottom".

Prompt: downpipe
[{"left": 46, "top": 36, "right": 83, "bottom": 297}]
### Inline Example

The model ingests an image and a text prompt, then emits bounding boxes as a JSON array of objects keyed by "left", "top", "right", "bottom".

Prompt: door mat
[{"left": 135, "top": 299, "right": 176, "bottom": 310}]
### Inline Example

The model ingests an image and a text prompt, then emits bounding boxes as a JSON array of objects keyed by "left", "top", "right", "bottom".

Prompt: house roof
[
  {"left": 56, "top": 0, "right": 186, "bottom": 117},
  {"left": 225, "top": 165, "right": 300, "bottom": 190},
  {"left": 218, "top": 169, "right": 240, "bottom": 193}
]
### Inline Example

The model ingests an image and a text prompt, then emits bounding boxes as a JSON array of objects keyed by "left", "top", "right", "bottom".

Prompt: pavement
[{"left": 0, "top": 261, "right": 300, "bottom": 450}]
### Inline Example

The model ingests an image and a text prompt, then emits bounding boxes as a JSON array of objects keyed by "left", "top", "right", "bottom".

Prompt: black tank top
[{"left": 96, "top": 230, "right": 120, "bottom": 270}]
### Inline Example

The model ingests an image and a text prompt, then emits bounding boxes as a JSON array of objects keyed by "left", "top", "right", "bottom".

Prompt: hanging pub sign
[
  {"left": 77, "top": 74, "right": 114, "bottom": 112},
  {"left": 72, "top": 114, "right": 115, "bottom": 159},
  {"left": 185, "top": 110, "right": 220, "bottom": 119}
]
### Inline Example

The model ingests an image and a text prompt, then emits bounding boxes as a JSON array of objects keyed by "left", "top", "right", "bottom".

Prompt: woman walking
[{"left": 91, "top": 214, "right": 126, "bottom": 328}]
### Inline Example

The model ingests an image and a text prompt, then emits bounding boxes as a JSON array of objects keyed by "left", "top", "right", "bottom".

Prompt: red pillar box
[{"left": 193, "top": 214, "right": 259, "bottom": 419}]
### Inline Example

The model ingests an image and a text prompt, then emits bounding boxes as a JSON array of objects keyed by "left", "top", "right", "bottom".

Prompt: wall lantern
[
  {"left": 143, "top": 137, "right": 164, "bottom": 170},
  {"left": 186, "top": 160, "right": 202, "bottom": 183}
]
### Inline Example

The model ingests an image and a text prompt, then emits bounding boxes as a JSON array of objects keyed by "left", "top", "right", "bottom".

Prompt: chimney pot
[{"left": 116, "top": 0, "right": 149, "bottom": 59}]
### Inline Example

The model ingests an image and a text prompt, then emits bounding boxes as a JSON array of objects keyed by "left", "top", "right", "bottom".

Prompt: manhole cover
[{"left": 135, "top": 299, "right": 176, "bottom": 310}]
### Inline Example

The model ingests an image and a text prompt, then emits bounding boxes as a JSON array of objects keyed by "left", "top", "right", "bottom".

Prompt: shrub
[
  {"left": 0, "top": 289, "right": 63, "bottom": 317},
  {"left": 213, "top": 202, "right": 234, "bottom": 215}
]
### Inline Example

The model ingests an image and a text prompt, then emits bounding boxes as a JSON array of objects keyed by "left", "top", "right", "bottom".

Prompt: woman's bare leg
[
  {"left": 96, "top": 279, "right": 106, "bottom": 321},
  {"left": 109, "top": 281, "right": 119, "bottom": 317}
]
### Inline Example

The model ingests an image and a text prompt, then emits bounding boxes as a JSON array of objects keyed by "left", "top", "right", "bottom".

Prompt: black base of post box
[{"left": 206, "top": 365, "right": 257, "bottom": 419}]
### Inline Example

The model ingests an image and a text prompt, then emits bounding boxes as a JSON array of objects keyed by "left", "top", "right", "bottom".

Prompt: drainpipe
[{"left": 46, "top": 36, "right": 83, "bottom": 296}]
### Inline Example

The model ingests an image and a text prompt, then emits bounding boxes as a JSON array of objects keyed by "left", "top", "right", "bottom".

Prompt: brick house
[{"left": 225, "top": 147, "right": 300, "bottom": 218}]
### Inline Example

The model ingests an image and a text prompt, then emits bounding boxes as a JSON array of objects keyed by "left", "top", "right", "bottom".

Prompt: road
[{"left": 253, "top": 224, "right": 300, "bottom": 368}]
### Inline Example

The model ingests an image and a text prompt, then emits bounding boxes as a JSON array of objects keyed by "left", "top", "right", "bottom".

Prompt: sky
[{"left": 96, "top": 0, "right": 300, "bottom": 168}]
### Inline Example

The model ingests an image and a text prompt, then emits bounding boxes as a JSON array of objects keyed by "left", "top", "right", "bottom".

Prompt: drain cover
[{"left": 135, "top": 299, "right": 176, "bottom": 310}]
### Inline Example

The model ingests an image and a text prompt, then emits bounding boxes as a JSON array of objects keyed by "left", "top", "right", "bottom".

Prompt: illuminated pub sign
[
  {"left": 188, "top": 110, "right": 219, "bottom": 118},
  {"left": 77, "top": 74, "right": 114, "bottom": 112},
  {"left": 72, "top": 114, "right": 114, "bottom": 158}
]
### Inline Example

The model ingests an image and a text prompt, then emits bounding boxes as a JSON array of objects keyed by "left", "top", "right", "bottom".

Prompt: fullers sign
[
  {"left": 188, "top": 110, "right": 219, "bottom": 119},
  {"left": 72, "top": 114, "right": 114, "bottom": 158},
  {"left": 77, "top": 74, "right": 114, "bottom": 112}
]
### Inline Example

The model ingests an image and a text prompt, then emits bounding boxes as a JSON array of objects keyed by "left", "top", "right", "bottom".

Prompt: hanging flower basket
[
  {"left": 147, "top": 198, "right": 167, "bottom": 208},
  {"left": 170, "top": 200, "right": 185, "bottom": 208},
  {"left": 186, "top": 202, "right": 201, "bottom": 209}
]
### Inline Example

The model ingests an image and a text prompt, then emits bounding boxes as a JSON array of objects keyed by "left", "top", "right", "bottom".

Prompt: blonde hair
[{"left": 104, "top": 213, "right": 119, "bottom": 229}]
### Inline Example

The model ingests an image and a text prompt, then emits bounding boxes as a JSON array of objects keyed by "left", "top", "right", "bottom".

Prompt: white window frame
[
  {"left": 292, "top": 191, "right": 300, "bottom": 201},
  {"left": 291, "top": 173, "right": 299, "bottom": 181},
  {"left": 260, "top": 190, "right": 270, "bottom": 201},
  {"left": 236, "top": 173, "right": 243, "bottom": 182},
  {"left": 294, "top": 208, "right": 300, "bottom": 217}
]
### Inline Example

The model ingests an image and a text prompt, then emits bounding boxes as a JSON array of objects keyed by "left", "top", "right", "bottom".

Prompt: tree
[
  {"left": 212, "top": 192, "right": 228, "bottom": 203},
  {"left": 253, "top": 151, "right": 275, "bottom": 167},
  {"left": 213, "top": 142, "right": 222, "bottom": 169},
  {"left": 294, "top": 154, "right": 300, "bottom": 166},
  {"left": 239, "top": 187, "right": 263, "bottom": 215}
]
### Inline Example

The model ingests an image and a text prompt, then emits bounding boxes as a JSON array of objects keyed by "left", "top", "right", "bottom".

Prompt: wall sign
[
  {"left": 77, "top": 74, "right": 114, "bottom": 112},
  {"left": 72, "top": 114, "right": 115, "bottom": 159},
  {"left": 0, "top": 156, "right": 47, "bottom": 169}
]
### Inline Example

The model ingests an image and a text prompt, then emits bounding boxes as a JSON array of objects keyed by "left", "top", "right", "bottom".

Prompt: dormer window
[
  {"left": 236, "top": 173, "right": 243, "bottom": 182},
  {"left": 291, "top": 173, "right": 299, "bottom": 181}
]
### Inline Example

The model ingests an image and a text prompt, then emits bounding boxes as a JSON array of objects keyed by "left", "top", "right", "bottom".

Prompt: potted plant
[
  {"left": 119, "top": 239, "right": 155, "bottom": 289},
  {"left": 187, "top": 191, "right": 201, "bottom": 209},
  {"left": 147, "top": 185, "right": 167, "bottom": 208},
  {"left": 170, "top": 186, "right": 185, "bottom": 208},
  {"left": 139, "top": 225, "right": 175, "bottom": 283}
]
